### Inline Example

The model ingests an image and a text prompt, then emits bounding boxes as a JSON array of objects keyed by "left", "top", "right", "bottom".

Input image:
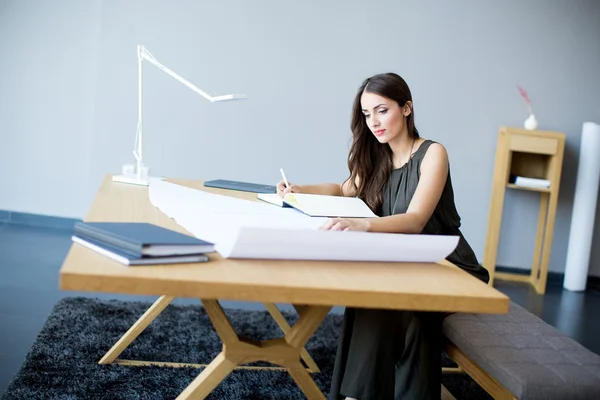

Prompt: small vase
[{"left": 524, "top": 114, "right": 538, "bottom": 130}]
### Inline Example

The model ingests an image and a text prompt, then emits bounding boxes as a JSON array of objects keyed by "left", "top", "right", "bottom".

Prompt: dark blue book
[
  {"left": 73, "top": 222, "right": 214, "bottom": 258},
  {"left": 204, "top": 179, "right": 277, "bottom": 194},
  {"left": 72, "top": 236, "right": 209, "bottom": 266}
]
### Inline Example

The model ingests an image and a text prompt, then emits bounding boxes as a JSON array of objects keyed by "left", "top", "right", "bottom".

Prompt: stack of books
[{"left": 71, "top": 222, "right": 214, "bottom": 266}]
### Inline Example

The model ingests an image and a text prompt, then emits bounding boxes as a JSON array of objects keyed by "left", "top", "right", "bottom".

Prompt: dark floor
[{"left": 1, "top": 223, "right": 599, "bottom": 396}]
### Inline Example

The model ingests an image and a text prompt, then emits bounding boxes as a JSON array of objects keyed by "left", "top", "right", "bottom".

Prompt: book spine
[{"left": 73, "top": 223, "right": 142, "bottom": 257}]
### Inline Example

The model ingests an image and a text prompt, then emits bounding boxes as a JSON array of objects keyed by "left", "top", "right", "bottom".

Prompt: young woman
[{"left": 276, "top": 72, "right": 489, "bottom": 400}]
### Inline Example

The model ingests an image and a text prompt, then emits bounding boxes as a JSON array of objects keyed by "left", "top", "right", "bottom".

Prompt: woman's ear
[{"left": 403, "top": 101, "right": 413, "bottom": 117}]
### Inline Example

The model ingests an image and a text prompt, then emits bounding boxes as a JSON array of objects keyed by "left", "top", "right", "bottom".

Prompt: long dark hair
[{"left": 346, "top": 72, "right": 420, "bottom": 213}]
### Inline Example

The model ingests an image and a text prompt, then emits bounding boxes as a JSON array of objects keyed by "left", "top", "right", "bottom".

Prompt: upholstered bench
[{"left": 442, "top": 301, "right": 600, "bottom": 400}]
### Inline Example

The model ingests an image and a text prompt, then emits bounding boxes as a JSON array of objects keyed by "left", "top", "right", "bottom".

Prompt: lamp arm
[
  {"left": 129, "top": 45, "right": 246, "bottom": 184},
  {"left": 139, "top": 46, "right": 216, "bottom": 102},
  {"left": 133, "top": 45, "right": 215, "bottom": 175}
]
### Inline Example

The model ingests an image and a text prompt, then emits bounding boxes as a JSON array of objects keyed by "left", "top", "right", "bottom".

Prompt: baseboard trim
[
  {"left": 0, "top": 209, "right": 81, "bottom": 231},
  {"left": 495, "top": 265, "right": 600, "bottom": 291}
]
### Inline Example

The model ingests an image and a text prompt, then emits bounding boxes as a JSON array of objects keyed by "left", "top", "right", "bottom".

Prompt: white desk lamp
[{"left": 112, "top": 45, "right": 247, "bottom": 186}]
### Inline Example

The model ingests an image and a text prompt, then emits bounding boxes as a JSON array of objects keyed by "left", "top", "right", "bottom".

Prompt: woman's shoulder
[{"left": 414, "top": 138, "right": 448, "bottom": 161}]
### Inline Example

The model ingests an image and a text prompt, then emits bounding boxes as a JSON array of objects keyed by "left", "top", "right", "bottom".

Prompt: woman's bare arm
[{"left": 277, "top": 176, "right": 359, "bottom": 198}]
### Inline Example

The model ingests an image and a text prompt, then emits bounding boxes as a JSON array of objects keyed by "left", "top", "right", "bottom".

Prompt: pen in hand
[{"left": 280, "top": 168, "right": 290, "bottom": 189}]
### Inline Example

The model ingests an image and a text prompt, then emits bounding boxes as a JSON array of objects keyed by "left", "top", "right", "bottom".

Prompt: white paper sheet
[
  {"left": 217, "top": 226, "right": 459, "bottom": 262},
  {"left": 150, "top": 178, "right": 289, "bottom": 216},
  {"left": 257, "top": 193, "right": 378, "bottom": 218},
  {"left": 149, "top": 179, "right": 327, "bottom": 245},
  {"left": 149, "top": 179, "right": 459, "bottom": 263},
  {"left": 257, "top": 193, "right": 284, "bottom": 206}
]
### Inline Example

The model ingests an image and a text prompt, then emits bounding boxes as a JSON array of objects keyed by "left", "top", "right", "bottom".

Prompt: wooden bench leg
[
  {"left": 442, "top": 367, "right": 464, "bottom": 374},
  {"left": 441, "top": 384, "right": 457, "bottom": 400},
  {"left": 445, "top": 340, "right": 517, "bottom": 400}
]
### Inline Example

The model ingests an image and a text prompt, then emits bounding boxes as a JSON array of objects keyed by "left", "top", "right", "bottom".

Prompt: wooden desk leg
[
  {"left": 284, "top": 305, "right": 331, "bottom": 399},
  {"left": 264, "top": 302, "right": 321, "bottom": 373},
  {"left": 177, "top": 300, "right": 330, "bottom": 400},
  {"left": 99, "top": 295, "right": 175, "bottom": 364}
]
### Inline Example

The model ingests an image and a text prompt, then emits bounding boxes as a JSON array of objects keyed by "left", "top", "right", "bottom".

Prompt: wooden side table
[{"left": 484, "top": 126, "right": 565, "bottom": 294}]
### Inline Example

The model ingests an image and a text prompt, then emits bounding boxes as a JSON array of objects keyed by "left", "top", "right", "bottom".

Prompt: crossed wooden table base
[{"left": 98, "top": 295, "right": 330, "bottom": 399}]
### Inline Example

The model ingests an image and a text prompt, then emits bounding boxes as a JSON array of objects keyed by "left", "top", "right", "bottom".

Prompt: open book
[{"left": 257, "top": 193, "right": 378, "bottom": 218}]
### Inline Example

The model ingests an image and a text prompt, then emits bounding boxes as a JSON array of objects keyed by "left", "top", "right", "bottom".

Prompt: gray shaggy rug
[{"left": 1, "top": 297, "right": 490, "bottom": 399}]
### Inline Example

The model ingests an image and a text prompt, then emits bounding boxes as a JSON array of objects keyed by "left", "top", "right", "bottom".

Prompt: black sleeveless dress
[
  {"left": 328, "top": 139, "right": 488, "bottom": 400},
  {"left": 381, "top": 139, "right": 489, "bottom": 282}
]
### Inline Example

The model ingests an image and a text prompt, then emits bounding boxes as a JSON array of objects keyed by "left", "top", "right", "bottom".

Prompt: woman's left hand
[{"left": 319, "top": 218, "right": 371, "bottom": 232}]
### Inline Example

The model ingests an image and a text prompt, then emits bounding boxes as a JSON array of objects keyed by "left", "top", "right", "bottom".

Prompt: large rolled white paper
[
  {"left": 564, "top": 122, "right": 600, "bottom": 291},
  {"left": 148, "top": 179, "right": 460, "bottom": 263}
]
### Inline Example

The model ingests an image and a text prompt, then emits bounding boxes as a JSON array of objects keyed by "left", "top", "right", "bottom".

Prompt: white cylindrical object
[{"left": 564, "top": 122, "right": 600, "bottom": 291}]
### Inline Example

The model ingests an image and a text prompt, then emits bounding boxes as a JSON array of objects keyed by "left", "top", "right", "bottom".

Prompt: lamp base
[{"left": 112, "top": 174, "right": 150, "bottom": 186}]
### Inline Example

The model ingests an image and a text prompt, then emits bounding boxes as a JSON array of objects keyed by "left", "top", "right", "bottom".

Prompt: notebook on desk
[
  {"left": 204, "top": 179, "right": 277, "bottom": 194},
  {"left": 73, "top": 222, "right": 215, "bottom": 257},
  {"left": 257, "top": 193, "right": 378, "bottom": 218},
  {"left": 72, "top": 236, "right": 210, "bottom": 266}
]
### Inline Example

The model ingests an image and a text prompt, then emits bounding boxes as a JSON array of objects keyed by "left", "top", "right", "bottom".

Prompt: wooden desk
[{"left": 59, "top": 175, "right": 509, "bottom": 399}]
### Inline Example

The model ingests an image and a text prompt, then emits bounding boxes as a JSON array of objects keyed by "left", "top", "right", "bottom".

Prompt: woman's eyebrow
[{"left": 362, "top": 103, "right": 386, "bottom": 112}]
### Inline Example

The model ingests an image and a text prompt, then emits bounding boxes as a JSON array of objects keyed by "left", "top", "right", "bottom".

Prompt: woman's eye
[
  {"left": 363, "top": 114, "right": 370, "bottom": 118},
  {"left": 378, "top": 109, "right": 388, "bottom": 114}
]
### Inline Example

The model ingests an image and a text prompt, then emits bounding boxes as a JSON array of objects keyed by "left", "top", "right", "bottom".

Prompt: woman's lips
[{"left": 374, "top": 129, "right": 386, "bottom": 136}]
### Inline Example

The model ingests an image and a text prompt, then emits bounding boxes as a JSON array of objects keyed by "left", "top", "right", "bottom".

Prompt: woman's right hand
[{"left": 276, "top": 180, "right": 301, "bottom": 198}]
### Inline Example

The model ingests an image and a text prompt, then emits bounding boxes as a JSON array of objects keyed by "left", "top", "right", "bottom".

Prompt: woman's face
[{"left": 360, "top": 91, "right": 410, "bottom": 143}]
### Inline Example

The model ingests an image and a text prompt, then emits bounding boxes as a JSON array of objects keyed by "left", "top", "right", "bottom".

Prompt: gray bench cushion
[{"left": 443, "top": 301, "right": 600, "bottom": 400}]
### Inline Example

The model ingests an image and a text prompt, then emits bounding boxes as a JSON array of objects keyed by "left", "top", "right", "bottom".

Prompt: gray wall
[
  {"left": 0, "top": 0, "right": 102, "bottom": 218},
  {"left": 1, "top": 0, "right": 600, "bottom": 277}
]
